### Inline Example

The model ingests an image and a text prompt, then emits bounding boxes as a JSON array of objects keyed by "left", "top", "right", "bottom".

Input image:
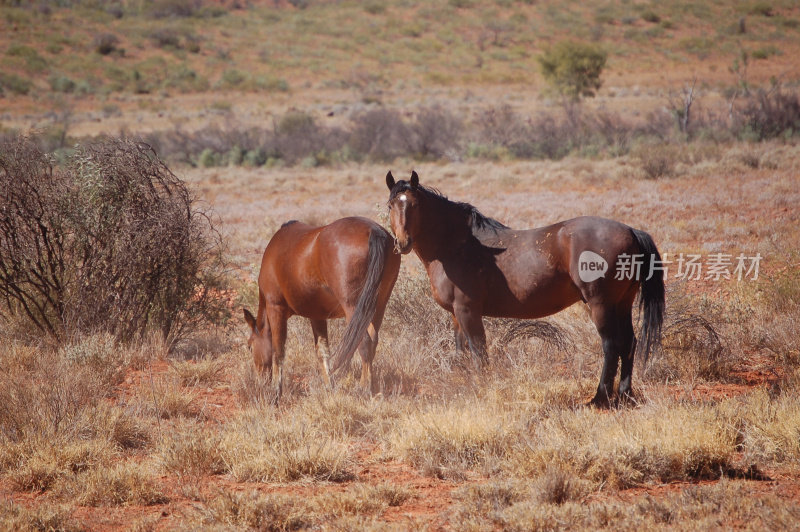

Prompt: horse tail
[
  {"left": 330, "top": 227, "right": 390, "bottom": 374},
  {"left": 630, "top": 228, "right": 665, "bottom": 364}
]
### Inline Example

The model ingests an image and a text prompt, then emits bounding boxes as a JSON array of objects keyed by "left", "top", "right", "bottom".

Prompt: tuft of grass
[
  {"left": 202, "top": 490, "right": 312, "bottom": 530},
  {"left": 387, "top": 400, "right": 515, "bottom": 480},
  {"left": 0, "top": 500, "right": 79, "bottom": 532},
  {"left": 506, "top": 400, "right": 737, "bottom": 489},
  {"left": 160, "top": 421, "right": 226, "bottom": 478},
  {"left": 138, "top": 377, "right": 199, "bottom": 419},
  {"left": 219, "top": 405, "right": 355, "bottom": 482},
  {"left": 169, "top": 355, "right": 228, "bottom": 386},
  {"left": 5, "top": 438, "right": 113, "bottom": 492},
  {"left": 59, "top": 461, "right": 168, "bottom": 506}
]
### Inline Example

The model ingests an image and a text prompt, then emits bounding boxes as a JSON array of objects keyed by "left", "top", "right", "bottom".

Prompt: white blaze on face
[{"left": 398, "top": 194, "right": 407, "bottom": 202}]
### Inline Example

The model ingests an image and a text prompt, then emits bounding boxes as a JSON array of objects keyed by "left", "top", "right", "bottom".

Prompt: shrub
[
  {"left": 538, "top": 41, "right": 607, "bottom": 100},
  {"left": 147, "top": 0, "right": 203, "bottom": 18},
  {"left": 49, "top": 74, "right": 76, "bottom": 93},
  {"left": 0, "top": 136, "right": 227, "bottom": 343},
  {"left": 149, "top": 27, "right": 181, "bottom": 49},
  {"left": 735, "top": 89, "right": 800, "bottom": 141},
  {"left": 348, "top": 108, "right": 411, "bottom": 162},
  {"left": 641, "top": 10, "right": 661, "bottom": 23},
  {"left": 0, "top": 72, "right": 33, "bottom": 95},
  {"left": 408, "top": 105, "right": 463, "bottom": 160},
  {"left": 93, "top": 33, "right": 120, "bottom": 55}
]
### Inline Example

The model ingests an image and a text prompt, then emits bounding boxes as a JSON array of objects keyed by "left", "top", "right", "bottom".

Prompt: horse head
[
  {"left": 242, "top": 308, "right": 273, "bottom": 374},
  {"left": 385, "top": 170, "right": 421, "bottom": 255}
]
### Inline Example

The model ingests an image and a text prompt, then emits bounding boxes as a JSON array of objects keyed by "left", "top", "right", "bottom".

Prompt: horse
[
  {"left": 242, "top": 216, "right": 401, "bottom": 401},
  {"left": 385, "top": 171, "right": 664, "bottom": 407}
]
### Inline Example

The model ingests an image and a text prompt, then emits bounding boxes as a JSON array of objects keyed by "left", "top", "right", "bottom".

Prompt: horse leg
[
  {"left": 453, "top": 304, "right": 488, "bottom": 369},
  {"left": 310, "top": 319, "right": 333, "bottom": 390},
  {"left": 588, "top": 303, "right": 622, "bottom": 408},
  {"left": 267, "top": 306, "right": 289, "bottom": 403},
  {"left": 452, "top": 315, "right": 467, "bottom": 354},
  {"left": 617, "top": 309, "right": 637, "bottom": 404},
  {"left": 356, "top": 323, "right": 379, "bottom": 395}
]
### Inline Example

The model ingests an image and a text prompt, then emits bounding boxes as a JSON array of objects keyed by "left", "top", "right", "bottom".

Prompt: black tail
[
  {"left": 330, "top": 227, "right": 389, "bottom": 374},
  {"left": 630, "top": 228, "right": 665, "bottom": 364}
]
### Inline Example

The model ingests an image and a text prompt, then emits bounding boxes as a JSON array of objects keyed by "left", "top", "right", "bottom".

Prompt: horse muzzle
[{"left": 394, "top": 236, "right": 413, "bottom": 255}]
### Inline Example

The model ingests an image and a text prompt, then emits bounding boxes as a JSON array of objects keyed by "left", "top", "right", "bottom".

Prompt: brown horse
[
  {"left": 385, "top": 171, "right": 664, "bottom": 407},
  {"left": 242, "top": 216, "right": 401, "bottom": 400}
]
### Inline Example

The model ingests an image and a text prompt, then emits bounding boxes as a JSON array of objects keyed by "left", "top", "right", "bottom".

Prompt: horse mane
[
  {"left": 419, "top": 184, "right": 509, "bottom": 236},
  {"left": 281, "top": 220, "right": 299, "bottom": 228}
]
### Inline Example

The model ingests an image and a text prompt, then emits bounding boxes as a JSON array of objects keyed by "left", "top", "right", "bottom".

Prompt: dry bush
[
  {"left": 0, "top": 345, "right": 114, "bottom": 442},
  {"left": 738, "top": 389, "right": 800, "bottom": 464},
  {"left": 159, "top": 421, "right": 226, "bottom": 478},
  {"left": 453, "top": 480, "right": 523, "bottom": 524},
  {"left": 634, "top": 142, "right": 679, "bottom": 179},
  {"left": 407, "top": 105, "right": 463, "bottom": 160},
  {"left": 378, "top": 273, "right": 460, "bottom": 392},
  {"left": 293, "top": 392, "right": 402, "bottom": 440},
  {"left": 0, "top": 500, "right": 79, "bottom": 532},
  {"left": 58, "top": 461, "right": 168, "bottom": 506},
  {"left": 137, "top": 377, "right": 199, "bottom": 419},
  {"left": 4, "top": 437, "right": 113, "bottom": 492},
  {"left": 219, "top": 405, "right": 355, "bottom": 482},
  {"left": 535, "top": 465, "right": 589, "bottom": 505},
  {"left": 169, "top": 354, "right": 228, "bottom": 386},
  {"left": 0, "top": 341, "right": 154, "bottom": 494},
  {"left": 386, "top": 400, "right": 516, "bottom": 480},
  {"left": 646, "top": 285, "right": 737, "bottom": 383},
  {"left": 734, "top": 88, "right": 800, "bottom": 141},
  {"left": 506, "top": 400, "right": 737, "bottom": 489},
  {"left": 453, "top": 479, "right": 800, "bottom": 531},
  {"left": 348, "top": 108, "right": 412, "bottom": 162},
  {"left": 199, "top": 483, "right": 412, "bottom": 530},
  {"left": 201, "top": 489, "right": 312, "bottom": 531},
  {"left": 0, "top": 136, "right": 228, "bottom": 344}
]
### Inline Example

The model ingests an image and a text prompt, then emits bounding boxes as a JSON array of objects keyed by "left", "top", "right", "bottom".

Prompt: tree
[{"left": 538, "top": 41, "right": 608, "bottom": 100}]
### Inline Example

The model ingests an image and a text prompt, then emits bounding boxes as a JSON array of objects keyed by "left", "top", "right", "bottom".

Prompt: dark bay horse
[
  {"left": 243, "top": 216, "right": 401, "bottom": 400},
  {"left": 385, "top": 171, "right": 664, "bottom": 407}
]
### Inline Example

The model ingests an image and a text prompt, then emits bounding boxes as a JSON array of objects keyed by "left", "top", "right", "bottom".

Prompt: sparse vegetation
[
  {"left": 538, "top": 41, "right": 608, "bottom": 100},
  {"left": 1, "top": 0, "right": 799, "bottom": 528}
]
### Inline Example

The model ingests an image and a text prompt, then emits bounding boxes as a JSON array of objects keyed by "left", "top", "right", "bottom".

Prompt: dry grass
[
  {"left": 159, "top": 420, "right": 226, "bottom": 478},
  {"left": 58, "top": 461, "right": 168, "bottom": 507},
  {"left": 219, "top": 405, "right": 355, "bottom": 483},
  {"left": 0, "top": 152, "right": 799, "bottom": 529},
  {"left": 0, "top": 500, "right": 79, "bottom": 532},
  {"left": 169, "top": 354, "right": 229, "bottom": 386}
]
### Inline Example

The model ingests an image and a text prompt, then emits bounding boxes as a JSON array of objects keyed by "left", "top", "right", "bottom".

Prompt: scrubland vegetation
[{"left": 2, "top": 0, "right": 800, "bottom": 529}]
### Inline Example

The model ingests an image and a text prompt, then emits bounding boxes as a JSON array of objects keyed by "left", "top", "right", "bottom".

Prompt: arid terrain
[{"left": 1, "top": 1, "right": 800, "bottom": 530}]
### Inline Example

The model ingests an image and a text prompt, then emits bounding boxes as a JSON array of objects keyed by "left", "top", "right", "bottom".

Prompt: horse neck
[{"left": 413, "top": 195, "right": 471, "bottom": 264}]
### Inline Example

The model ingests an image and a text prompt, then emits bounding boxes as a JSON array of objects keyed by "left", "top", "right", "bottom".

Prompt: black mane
[{"left": 390, "top": 181, "right": 509, "bottom": 236}]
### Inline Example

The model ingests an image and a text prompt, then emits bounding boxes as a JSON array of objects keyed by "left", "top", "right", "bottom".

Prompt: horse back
[{"left": 258, "top": 217, "right": 397, "bottom": 319}]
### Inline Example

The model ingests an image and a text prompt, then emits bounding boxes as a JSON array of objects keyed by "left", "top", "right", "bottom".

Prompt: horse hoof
[{"left": 587, "top": 395, "right": 612, "bottom": 409}]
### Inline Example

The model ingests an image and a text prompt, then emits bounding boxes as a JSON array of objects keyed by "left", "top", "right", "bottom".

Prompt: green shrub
[
  {"left": 538, "top": 41, "right": 607, "bottom": 99},
  {"left": 0, "top": 72, "right": 33, "bottom": 95},
  {"left": 49, "top": 75, "right": 76, "bottom": 93},
  {"left": 220, "top": 69, "right": 246, "bottom": 87},
  {"left": 6, "top": 44, "right": 48, "bottom": 72}
]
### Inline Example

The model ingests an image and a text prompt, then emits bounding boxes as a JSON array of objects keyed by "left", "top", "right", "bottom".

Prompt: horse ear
[
  {"left": 410, "top": 170, "right": 419, "bottom": 188},
  {"left": 243, "top": 308, "right": 257, "bottom": 331},
  {"left": 385, "top": 171, "right": 395, "bottom": 190}
]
